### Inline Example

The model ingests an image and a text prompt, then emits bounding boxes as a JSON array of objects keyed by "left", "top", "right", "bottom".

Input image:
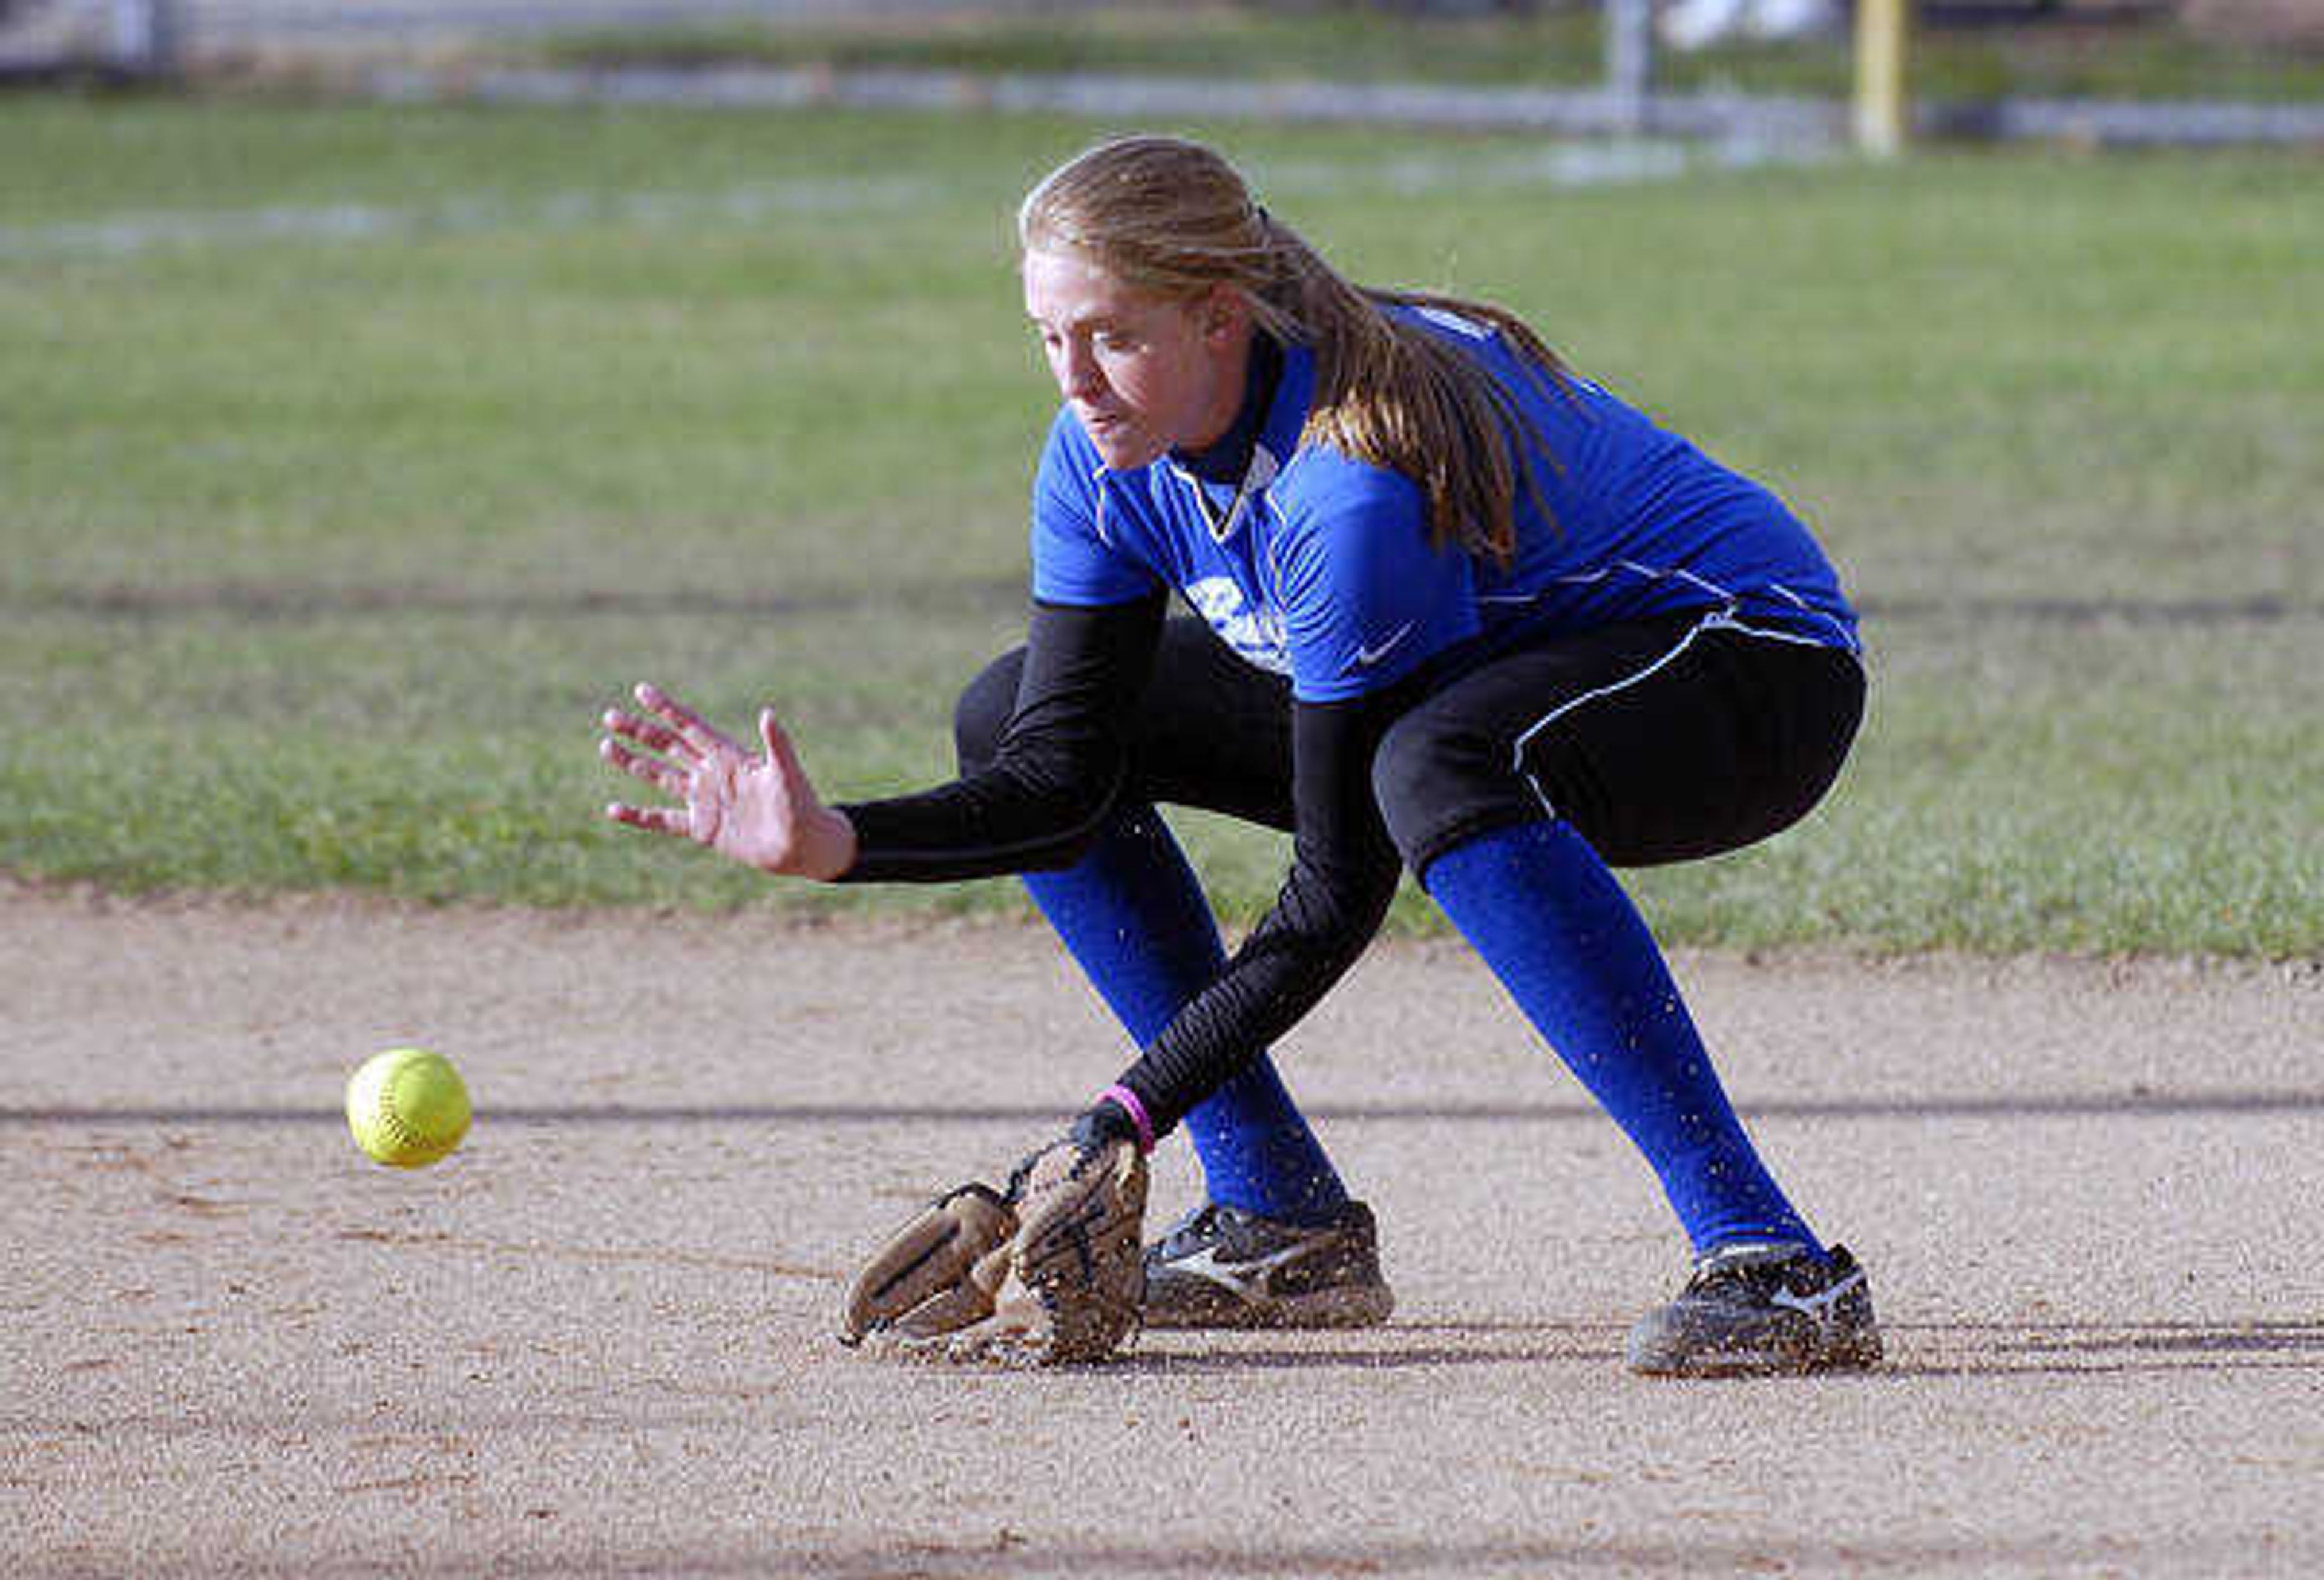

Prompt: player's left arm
[
  {"left": 1095, "top": 687, "right": 1411, "bottom": 1141},
  {"left": 1089, "top": 474, "right": 1474, "bottom": 1139}
]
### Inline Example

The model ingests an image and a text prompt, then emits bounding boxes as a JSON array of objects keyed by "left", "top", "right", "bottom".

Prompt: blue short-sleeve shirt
[{"left": 1031, "top": 306, "right": 1857, "bottom": 704}]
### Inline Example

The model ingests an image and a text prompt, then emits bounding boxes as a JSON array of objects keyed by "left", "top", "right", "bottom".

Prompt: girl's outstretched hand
[{"left": 599, "top": 683, "right": 857, "bottom": 880}]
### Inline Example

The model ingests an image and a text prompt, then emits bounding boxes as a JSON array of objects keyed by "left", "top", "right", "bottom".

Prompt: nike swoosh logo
[
  {"left": 1166, "top": 1241, "right": 1313, "bottom": 1299},
  {"left": 1351, "top": 621, "right": 1416, "bottom": 669},
  {"left": 1771, "top": 1269, "right": 1864, "bottom": 1321}
]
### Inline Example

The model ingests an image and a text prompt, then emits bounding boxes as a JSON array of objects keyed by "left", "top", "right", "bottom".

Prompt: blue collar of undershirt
[{"left": 1171, "top": 332, "right": 1285, "bottom": 487}]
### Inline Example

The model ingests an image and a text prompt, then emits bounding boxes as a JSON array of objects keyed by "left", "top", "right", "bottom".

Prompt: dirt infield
[{"left": 5, "top": 885, "right": 2320, "bottom": 1577}]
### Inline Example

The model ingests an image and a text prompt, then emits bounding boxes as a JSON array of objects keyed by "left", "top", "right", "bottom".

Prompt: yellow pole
[{"left": 1854, "top": 0, "right": 1911, "bottom": 157}]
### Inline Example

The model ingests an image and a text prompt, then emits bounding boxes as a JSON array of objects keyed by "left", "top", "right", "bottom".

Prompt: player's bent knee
[
  {"left": 953, "top": 647, "right": 1028, "bottom": 775},
  {"left": 1370, "top": 707, "right": 1540, "bottom": 876}
]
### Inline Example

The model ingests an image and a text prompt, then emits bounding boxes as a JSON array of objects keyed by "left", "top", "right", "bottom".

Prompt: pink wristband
[{"left": 1097, "top": 1084, "right": 1155, "bottom": 1154}]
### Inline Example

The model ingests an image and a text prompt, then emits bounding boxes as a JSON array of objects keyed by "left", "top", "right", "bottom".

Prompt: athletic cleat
[
  {"left": 1626, "top": 1241, "right": 1882, "bottom": 1377},
  {"left": 1141, "top": 1199, "right": 1396, "bottom": 1329}
]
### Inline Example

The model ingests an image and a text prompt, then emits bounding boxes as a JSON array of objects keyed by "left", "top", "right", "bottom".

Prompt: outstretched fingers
[
  {"left": 599, "top": 683, "right": 726, "bottom": 842},
  {"left": 602, "top": 704, "right": 686, "bottom": 759},
  {"left": 598, "top": 731, "right": 689, "bottom": 798},
  {"left": 633, "top": 682, "right": 737, "bottom": 760},
  {"left": 598, "top": 684, "right": 819, "bottom": 868}
]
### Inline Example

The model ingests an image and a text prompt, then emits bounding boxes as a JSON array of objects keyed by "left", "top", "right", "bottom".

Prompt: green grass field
[{"left": 4, "top": 96, "right": 2318, "bottom": 955}]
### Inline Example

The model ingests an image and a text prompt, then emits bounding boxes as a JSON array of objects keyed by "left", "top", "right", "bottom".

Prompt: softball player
[{"left": 603, "top": 134, "right": 1880, "bottom": 1375}]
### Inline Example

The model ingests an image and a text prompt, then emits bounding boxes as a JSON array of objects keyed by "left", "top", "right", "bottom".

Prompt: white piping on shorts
[
  {"left": 1480, "top": 557, "right": 1862, "bottom": 656},
  {"left": 1508, "top": 605, "right": 1862, "bottom": 821}
]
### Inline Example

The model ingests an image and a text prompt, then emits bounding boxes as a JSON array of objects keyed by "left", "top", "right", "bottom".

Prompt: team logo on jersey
[{"left": 1184, "top": 577, "right": 1290, "bottom": 675}]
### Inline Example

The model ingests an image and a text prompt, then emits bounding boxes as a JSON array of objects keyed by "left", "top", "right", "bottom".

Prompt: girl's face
[{"left": 1022, "top": 246, "right": 1247, "bottom": 471}]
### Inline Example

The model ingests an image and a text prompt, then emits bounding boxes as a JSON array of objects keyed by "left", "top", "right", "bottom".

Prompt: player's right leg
[{"left": 953, "top": 618, "right": 1393, "bottom": 1328}]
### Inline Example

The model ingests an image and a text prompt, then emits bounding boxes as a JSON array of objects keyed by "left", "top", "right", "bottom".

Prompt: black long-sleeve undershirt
[
  {"left": 835, "top": 595, "right": 1410, "bottom": 1135},
  {"left": 836, "top": 594, "right": 1167, "bottom": 880},
  {"left": 1118, "top": 689, "right": 1406, "bottom": 1135}
]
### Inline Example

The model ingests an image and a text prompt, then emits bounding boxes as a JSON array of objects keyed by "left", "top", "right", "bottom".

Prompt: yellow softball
[{"left": 346, "top": 1047, "right": 471, "bottom": 1169}]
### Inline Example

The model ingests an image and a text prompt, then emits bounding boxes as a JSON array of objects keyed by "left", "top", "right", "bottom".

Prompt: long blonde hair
[{"left": 1019, "top": 133, "right": 1566, "bottom": 564}]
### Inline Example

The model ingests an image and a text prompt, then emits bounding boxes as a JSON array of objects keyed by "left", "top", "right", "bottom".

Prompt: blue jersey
[{"left": 1030, "top": 306, "right": 1858, "bottom": 704}]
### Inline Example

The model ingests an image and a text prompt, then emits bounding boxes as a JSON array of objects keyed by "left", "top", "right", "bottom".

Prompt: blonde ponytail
[{"left": 1020, "top": 134, "right": 1566, "bottom": 563}]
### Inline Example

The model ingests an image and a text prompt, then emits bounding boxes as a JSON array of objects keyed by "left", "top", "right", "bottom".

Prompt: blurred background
[{"left": 8, "top": 1, "right": 2324, "bottom": 142}]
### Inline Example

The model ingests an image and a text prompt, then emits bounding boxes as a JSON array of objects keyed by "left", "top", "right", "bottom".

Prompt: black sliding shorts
[{"left": 956, "top": 606, "right": 1865, "bottom": 880}]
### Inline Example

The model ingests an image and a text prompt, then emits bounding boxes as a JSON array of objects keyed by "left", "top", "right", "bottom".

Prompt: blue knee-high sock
[
  {"left": 1022, "top": 807, "right": 1348, "bottom": 1224},
  {"left": 1422, "top": 819, "right": 1820, "bottom": 1257}
]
